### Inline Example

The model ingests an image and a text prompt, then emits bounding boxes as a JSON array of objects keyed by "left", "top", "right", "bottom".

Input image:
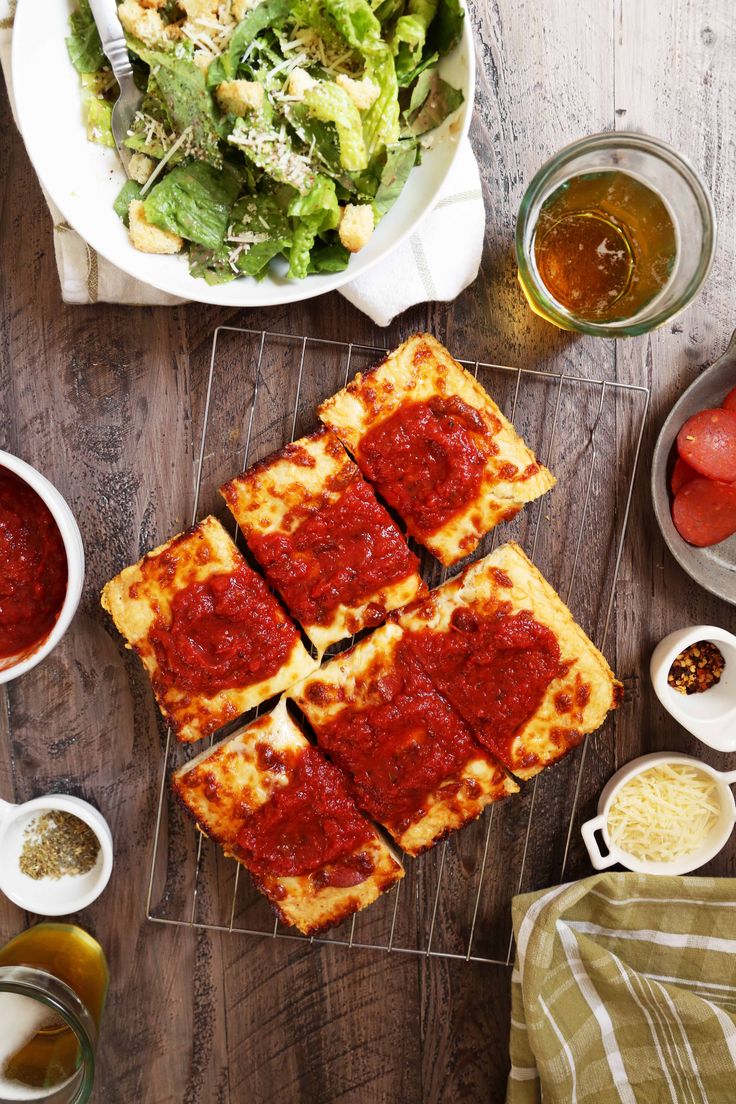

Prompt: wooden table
[{"left": 1, "top": 2, "right": 735, "bottom": 1100}]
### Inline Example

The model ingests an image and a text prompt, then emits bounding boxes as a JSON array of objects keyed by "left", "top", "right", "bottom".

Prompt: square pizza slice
[
  {"left": 172, "top": 700, "right": 404, "bottom": 935},
  {"left": 289, "top": 622, "right": 519, "bottom": 857},
  {"left": 101, "top": 515, "right": 316, "bottom": 743},
  {"left": 394, "top": 542, "right": 623, "bottom": 780},
  {"left": 318, "top": 333, "right": 555, "bottom": 566},
  {"left": 221, "top": 427, "right": 425, "bottom": 656}
]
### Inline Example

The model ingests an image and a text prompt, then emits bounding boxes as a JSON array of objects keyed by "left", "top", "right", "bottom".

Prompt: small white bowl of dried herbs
[{"left": 0, "top": 794, "right": 113, "bottom": 915}]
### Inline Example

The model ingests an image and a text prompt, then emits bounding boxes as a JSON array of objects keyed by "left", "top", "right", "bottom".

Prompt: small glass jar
[
  {"left": 516, "top": 132, "right": 716, "bottom": 336},
  {"left": 0, "top": 925, "right": 108, "bottom": 1104}
]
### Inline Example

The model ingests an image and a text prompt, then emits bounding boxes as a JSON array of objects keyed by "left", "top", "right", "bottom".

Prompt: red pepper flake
[{"left": 668, "top": 640, "right": 725, "bottom": 695}]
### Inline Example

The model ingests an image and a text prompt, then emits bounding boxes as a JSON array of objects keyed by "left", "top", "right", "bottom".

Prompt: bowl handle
[
  {"left": 718, "top": 769, "right": 736, "bottom": 786},
  {"left": 580, "top": 814, "right": 617, "bottom": 870}
]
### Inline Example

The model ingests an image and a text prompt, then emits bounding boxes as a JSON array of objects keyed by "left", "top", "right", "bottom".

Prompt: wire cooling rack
[{"left": 146, "top": 327, "right": 650, "bottom": 965}]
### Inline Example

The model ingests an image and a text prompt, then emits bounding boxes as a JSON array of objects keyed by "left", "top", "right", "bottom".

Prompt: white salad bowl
[
  {"left": 11, "top": 0, "right": 475, "bottom": 307},
  {"left": 581, "top": 752, "right": 736, "bottom": 877},
  {"left": 0, "top": 450, "right": 85, "bottom": 685}
]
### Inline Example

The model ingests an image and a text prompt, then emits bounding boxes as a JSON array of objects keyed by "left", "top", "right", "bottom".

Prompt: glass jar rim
[
  {"left": 0, "top": 966, "right": 96, "bottom": 1104},
  {"left": 515, "top": 131, "right": 717, "bottom": 337}
]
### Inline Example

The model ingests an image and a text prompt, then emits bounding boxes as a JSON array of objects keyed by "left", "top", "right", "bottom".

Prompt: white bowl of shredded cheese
[{"left": 581, "top": 752, "right": 736, "bottom": 876}]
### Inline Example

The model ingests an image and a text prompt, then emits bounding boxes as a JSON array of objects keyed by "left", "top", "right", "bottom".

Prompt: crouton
[
  {"left": 232, "top": 0, "right": 262, "bottom": 18},
  {"left": 216, "top": 79, "right": 264, "bottom": 116},
  {"left": 179, "top": 0, "right": 218, "bottom": 18},
  {"left": 139, "top": 0, "right": 166, "bottom": 8},
  {"left": 287, "top": 67, "right": 317, "bottom": 100},
  {"left": 117, "top": 0, "right": 167, "bottom": 46},
  {"left": 128, "top": 201, "right": 183, "bottom": 255},
  {"left": 335, "top": 74, "right": 380, "bottom": 111},
  {"left": 338, "top": 204, "right": 375, "bottom": 253},
  {"left": 129, "top": 153, "right": 156, "bottom": 185}
]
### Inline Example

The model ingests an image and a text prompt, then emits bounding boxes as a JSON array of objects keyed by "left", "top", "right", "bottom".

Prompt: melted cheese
[{"left": 607, "top": 763, "right": 721, "bottom": 863}]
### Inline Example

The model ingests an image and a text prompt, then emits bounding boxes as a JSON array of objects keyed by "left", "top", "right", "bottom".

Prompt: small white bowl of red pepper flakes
[{"left": 651, "top": 626, "right": 736, "bottom": 752}]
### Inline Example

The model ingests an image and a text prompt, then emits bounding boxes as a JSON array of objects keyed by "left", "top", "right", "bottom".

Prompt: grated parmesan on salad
[{"left": 607, "top": 763, "right": 722, "bottom": 864}]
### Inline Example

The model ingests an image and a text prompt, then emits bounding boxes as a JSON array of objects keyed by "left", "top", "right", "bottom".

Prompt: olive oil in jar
[
  {"left": 532, "top": 171, "right": 678, "bottom": 323},
  {"left": 0, "top": 924, "right": 108, "bottom": 1098}
]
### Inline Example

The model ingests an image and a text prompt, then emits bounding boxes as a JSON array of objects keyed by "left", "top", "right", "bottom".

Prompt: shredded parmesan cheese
[
  {"left": 607, "top": 763, "right": 721, "bottom": 863},
  {"left": 140, "top": 125, "right": 194, "bottom": 196}
]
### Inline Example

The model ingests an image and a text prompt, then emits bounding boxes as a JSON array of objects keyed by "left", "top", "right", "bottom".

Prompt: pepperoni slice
[
  {"left": 723, "top": 386, "right": 736, "bottom": 414},
  {"left": 672, "top": 478, "right": 736, "bottom": 547},
  {"left": 670, "top": 456, "right": 698, "bottom": 496},
  {"left": 677, "top": 408, "right": 736, "bottom": 483}
]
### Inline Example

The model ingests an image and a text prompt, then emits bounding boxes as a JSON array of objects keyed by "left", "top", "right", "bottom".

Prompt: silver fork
[{"left": 87, "top": 0, "right": 142, "bottom": 178}]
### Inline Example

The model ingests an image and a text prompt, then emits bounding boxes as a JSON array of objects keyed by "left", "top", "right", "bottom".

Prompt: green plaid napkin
[{"left": 507, "top": 873, "right": 736, "bottom": 1104}]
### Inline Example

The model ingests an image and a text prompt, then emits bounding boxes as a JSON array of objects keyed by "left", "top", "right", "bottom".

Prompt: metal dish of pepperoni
[{"left": 652, "top": 327, "right": 736, "bottom": 606}]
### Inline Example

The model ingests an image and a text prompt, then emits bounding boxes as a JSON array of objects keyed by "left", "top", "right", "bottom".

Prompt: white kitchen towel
[{"left": 0, "top": 2, "right": 485, "bottom": 323}]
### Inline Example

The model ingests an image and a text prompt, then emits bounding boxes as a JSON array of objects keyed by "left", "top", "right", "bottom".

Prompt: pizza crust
[
  {"left": 100, "top": 515, "right": 316, "bottom": 743},
  {"left": 221, "top": 427, "right": 424, "bottom": 656},
  {"left": 395, "top": 542, "right": 622, "bottom": 780},
  {"left": 289, "top": 623, "right": 519, "bottom": 856},
  {"left": 318, "top": 333, "right": 555, "bottom": 565},
  {"left": 172, "top": 701, "right": 404, "bottom": 935}
]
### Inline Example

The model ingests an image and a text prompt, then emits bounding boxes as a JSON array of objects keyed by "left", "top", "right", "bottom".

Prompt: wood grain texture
[{"left": 1, "top": 1, "right": 736, "bottom": 1101}]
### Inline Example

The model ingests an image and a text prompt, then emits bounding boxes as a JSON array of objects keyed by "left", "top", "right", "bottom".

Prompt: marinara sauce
[
  {"left": 249, "top": 477, "right": 418, "bottom": 627},
  {"left": 148, "top": 565, "right": 297, "bottom": 696},
  {"left": 311, "top": 646, "right": 479, "bottom": 829},
  {"left": 404, "top": 604, "right": 561, "bottom": 766},
  {"left": 237, "top": 745, "right": 374, "bottom": 884},
  {"left": 0, "top": 468, "right": 68, "bottom": 661},
  {"left": 357, "top": 396, "right": 495, "bottom": 535}
]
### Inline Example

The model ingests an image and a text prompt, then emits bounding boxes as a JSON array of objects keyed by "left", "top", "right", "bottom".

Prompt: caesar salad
[{"left": 66, "top": 0, "right": 465, "bottom": 284}]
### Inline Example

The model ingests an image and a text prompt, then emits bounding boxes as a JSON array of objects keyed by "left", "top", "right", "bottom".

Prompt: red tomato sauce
[
  {"left": 248, "top": 477, "right": 418, "bottom": 627},
  {"left": 0, "top": 468, "right": 68, "bottom": 661},
  {"left": 148, "top": 565, "right": 297, "bottom": 696},
  {"left": 357, "top": 397, "right": 494, "bottom": 536},
  {"left": 311, "top": 646, "right": 479, "bottom": 829},
  {"left": 404, "top": 605, "right": 561, "bottom": 765},
  {"left": 236, "top": 745, "right": 374, "bottom": 878}
]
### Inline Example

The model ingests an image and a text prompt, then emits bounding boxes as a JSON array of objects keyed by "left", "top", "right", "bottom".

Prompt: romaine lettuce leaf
[
  {"left": 392, "top": 0, "right": 438, "bottom": 81},
  {"left": 323, "top": 0, "right": 385, "bottom": 56},
  {"left": 66, "top": 0, "right": 105, "bottom": 74},
  {"left": 131, "top": 46, "right": 222, "bottom": 166},
  {"left": 114, "top": 180, "right": 143, "bottom": 226},
  {"left": 85, "top": 95, "right": 115, "bottom": 148},
  {"left": 396, "top": 47, "right": 438, "bottom": 88},
  {"left": 362, "top": 51, "right": 401, "bottom": 158},
  {"left": 287, "top": 176, "right": 340, "bottom": 278},
  {"left": 304, "top": 84, "right": 368, "bottom": 172},
  {"left": 225, "top": 0, "right": 293, "bottom": 78},
  {"left": 228, "top": 117, "right": 317, "bottom": 193},
  {"left": 372, "top": 138, "right": 418, "bottom": 217},
  {"left": 188, "top": 244, "right": 238, "bottom": 285},
  {"left": 374, "top": 0, "right": 406, "bottom": 24},
  {"left": 307, "top": 242, "right": 350, "bottom": 273},
  {"left": 143, "top": 161, "right": 241, "bottom": 249},
  {"left": 189, "top": 192, "right": 292, "bottom": 283},
  {"left": 405, "top": 70, "right": 463, "bottom": 135},
  {"left": 428, "top": 0, "right": 464, "bottom": 56},
  {"left": 228, "top": 195, "right": 292, "bottom": 276}
]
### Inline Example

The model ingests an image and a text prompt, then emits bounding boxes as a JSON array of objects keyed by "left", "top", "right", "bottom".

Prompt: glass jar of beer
[
  {"left": 516, "top": 132, "right": 716, "bottom": 336},
  {"left": 0, "top": 924, "right": 108, "bottom": 1103}
]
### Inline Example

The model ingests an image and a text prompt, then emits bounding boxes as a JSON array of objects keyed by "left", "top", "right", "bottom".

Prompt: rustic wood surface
[{"left": 2, "top": 1, "right": 736, "bottom": 1101}]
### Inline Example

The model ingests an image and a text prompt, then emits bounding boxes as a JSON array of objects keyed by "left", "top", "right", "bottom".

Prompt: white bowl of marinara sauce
[{"left": 0, "top": 450, "right": 85, "bottom": 684}]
